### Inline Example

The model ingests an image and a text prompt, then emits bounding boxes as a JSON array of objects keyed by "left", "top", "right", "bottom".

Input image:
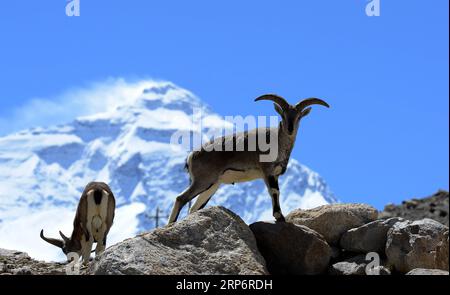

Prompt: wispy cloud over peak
[{"left": 0, "top": 78, "right": 189, "bottom": 136}]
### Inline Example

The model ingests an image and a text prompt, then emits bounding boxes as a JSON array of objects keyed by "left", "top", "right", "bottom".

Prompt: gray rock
[
  {"left": 287, "top": 203, "right": 378, "bottom": 245},
  {"left": 340, "top": 217, "right": 404, "bottom": 253},
  {"left": 406, "top": 268, "right": 449, "bottom": 275},
  {"left": 329, "top": 261, "right": 366, "bottom": 275},
  {"left": 12, "top": 266, "right": 32, "bottom": 275},
  {"left": 379, "top": 190, "right": 449, "bottom": 226},
  {"left": 0, "top": 248, "right": 67, "bottom": 275},
  {"left": 435, "top": 230, "right": 449, "bottom": 271},
  {"left": 370, "top": 266, "right": 392, "bottom": 275},
  {"left": 329, "top": 255, "right": 391, "bottom": 275},
  {"left": 386, "top": 218, "right": 449, "bottom": 273},
  {"left": 330, "top": 246, "right": 342, "bottom": 260},
  {"left": 249, "top": 221, "right": 331, "bottom": 275},
  {"left": 92, "top": 206, "right": 268, "bottom": 275}
]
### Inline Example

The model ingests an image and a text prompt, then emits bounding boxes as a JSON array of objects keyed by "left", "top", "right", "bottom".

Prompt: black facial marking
[
  {"left": 268, "top": 176, "right": 279, "bottom": 190},
  {"left": 103, "top": 236, "right": 107, "bottom": 246},
  {"left": 94, "top": 189, "right": 103, "bottom": 205},
  {"left": 288, "top": 123, "right": 294, "bottom": 133}
]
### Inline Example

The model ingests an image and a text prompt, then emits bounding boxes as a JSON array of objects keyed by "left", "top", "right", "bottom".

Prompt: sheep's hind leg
[
  {"left": 168, "top": 181, "right": 214, "bottom": 224},
  {"left": 189, "top": 183, "right": 220, "bottom": 214}
]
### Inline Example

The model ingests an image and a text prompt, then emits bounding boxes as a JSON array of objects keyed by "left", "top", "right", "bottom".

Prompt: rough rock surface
[
  {"left": 406, "top": 268, "right": 449, "bottom": 275},
  {"left": 435, "top": 230, "right": 449, "bottom": 271},
  {"left": 0, "top": 249, "right": 68, "bottom": 275},
  {"left": 286, "top": 203, "right": 378, "bottom": 245},
  {"left": 92, "top": 206, "right": 268, "bottom": 275},
  {"left": 2, "top": 195, "right": 448, "bottom": 276},
  {"left": 329, "top": 254, "right": 391, "bottom": 275},
  {"left": 340, "top": 217, "right": 404, "bottom": 253},
  {"left": 386, "top": 218, "right": 449, "bottom": 273},
  {"left": 380, "top": 190, "right": 449, "bottom": 226},
  {"left": 249, "top": 221, "right": 331, "bottom": 275}
]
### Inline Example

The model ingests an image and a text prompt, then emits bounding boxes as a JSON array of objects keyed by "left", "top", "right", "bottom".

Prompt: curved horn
[
  {"left": 255, "top": 94, "right": 290, "bottom": 112},
  {"left": 59, "top": 231, "right": 70, "bottom": 242},
  {"left": 295, "top": 98, "right": 330, "bottom": 112},
  {"left": 40, "top": 230, "right": 64, "bottom": 248}
]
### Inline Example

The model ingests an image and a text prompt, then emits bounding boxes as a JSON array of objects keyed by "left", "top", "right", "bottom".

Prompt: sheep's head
[
  {"left": 255, "top": 94, "right": 329, "bottom": 136},
  {"left": 40, "top": 229, "right": 81, "bottom": 259}
]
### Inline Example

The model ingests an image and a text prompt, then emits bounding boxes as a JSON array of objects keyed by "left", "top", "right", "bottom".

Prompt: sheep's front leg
[
  {"left": 81, "top": 237, "right": 93, "bottom": 265},
  {"left": 264, "top": 175, "right": 285, "bottom": 222},
  {"left": 93, "top": 224, "right": 108, "bottom": 256},
  {"left": 95, "top": 241, "right": 105, "bottom": 256}
]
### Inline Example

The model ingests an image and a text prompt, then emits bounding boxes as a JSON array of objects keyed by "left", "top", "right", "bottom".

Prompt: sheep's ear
[
  {"left": 274, "top": 103, "right": 284, "bottom": 116},
  {"left": 301, "top": 107, "right": 312, "bottom": 117}
]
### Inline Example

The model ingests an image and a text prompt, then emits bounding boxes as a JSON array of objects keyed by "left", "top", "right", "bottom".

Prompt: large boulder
[
  {"left": 329, "top": 254, "right": 391, "bottom": 275},
  {"left": 386, "top": 218, "right": 448, "bottom": 273},
  {"left": 286, "top": 203, "right": 378, "bottom": 245},
  {"left": 340, "top": 217, "right": 404, "bottom": 253},
  {"left": 406, "top": 268, "right": 449, "bottom": 275},
  {"left": 435, "top": 230, "right": 449, "bottom": 271},
  {"left": 92, "top": 206, "right": 268, "bottom": 275},
  {"left": 249, "top": 221, "right": 331, "bottom": 275}
]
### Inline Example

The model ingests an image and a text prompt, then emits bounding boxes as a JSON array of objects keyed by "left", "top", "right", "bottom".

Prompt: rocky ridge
[
  {"left": 1, "top": 191, "right": 448, "bottom": 275},
  {"left": 380, "top": 190, "right": 449, "bottom": 226}
]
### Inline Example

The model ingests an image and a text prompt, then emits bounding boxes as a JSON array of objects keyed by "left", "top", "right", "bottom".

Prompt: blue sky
[{"left": 0, "top": 0, "right": 448, "bottom": 209}]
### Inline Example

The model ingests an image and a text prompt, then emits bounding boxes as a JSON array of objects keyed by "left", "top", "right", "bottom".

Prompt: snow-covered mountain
[{"left": 0, "top": 80, "right": 336, "bottom": 261}]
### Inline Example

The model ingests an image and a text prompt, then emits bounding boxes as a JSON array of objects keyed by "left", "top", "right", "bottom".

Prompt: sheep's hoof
[{"left": 274, "top": 212, "right": 286, "bottom": 222}]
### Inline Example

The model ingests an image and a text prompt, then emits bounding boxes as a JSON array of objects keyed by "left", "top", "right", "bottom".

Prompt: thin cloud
[{"left": 0, "top": 77, "right": 169, "bottom": 136}]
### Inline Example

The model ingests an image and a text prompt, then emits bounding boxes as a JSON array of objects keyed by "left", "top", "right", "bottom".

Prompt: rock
[
  {"left": 0, "top": 248, "right": 67, "bottom": 275},
  {"left": 330, "top": 262, "right": 365, "bottom": 275},
  {"left": 329, "top": 255, "right": 391, "bottom": 275},
  {"left": 340, "top": 217, "right": 404, "bottom": 253},
  {"left": 406, "top": 268, "right": 449, "bottom": 275},
  {"left": 371, "top": 266, "right": 392, "bottom": 275},
  {"left": 330, "top": 246, "right": 342, "bottom": 261},
  {"left": 330, "top": 259, "right": 366, "bottom": 275},
  {"left": 92, "top": 206, "right": 268, "bottom": 275},
  {"left": 249, "top": 221, "right": 331, "bottom": 274},
  {"left": 286, "top": 203, "right": 378, "bottom": 245},
  {"left": 435, "top": 230, "right": 449, "bottom": 271},
  {"left": 380, "top": 190, "right": 449, "bottom": 226},
  {"left": 386, "top": 218, "right": 449, "bottom": 273},
  {"left": 12, "top": 266, "right": 32, "bottom": 275}
]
